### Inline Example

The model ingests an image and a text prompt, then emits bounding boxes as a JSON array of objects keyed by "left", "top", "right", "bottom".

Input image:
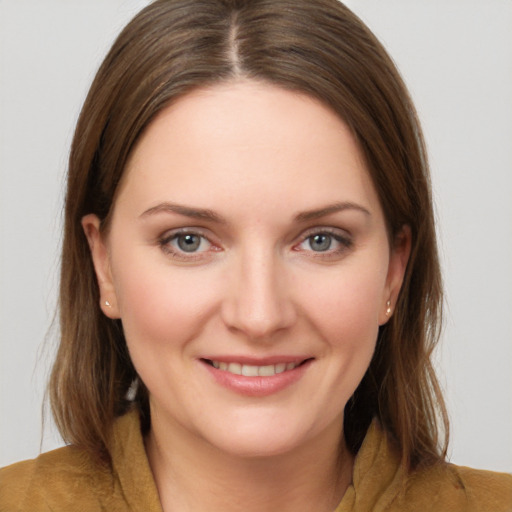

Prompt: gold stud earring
[{"left": 386, "top": 300, "right": 392, "bottom": 316}]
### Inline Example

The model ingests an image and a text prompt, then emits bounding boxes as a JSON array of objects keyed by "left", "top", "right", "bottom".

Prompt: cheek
[
  {"left": 110, "top": 249, "right": 219, "bottom": 352},
  {"left": 294, "top": 256, "right": 388, "bottom": 398},
  {"left": 297, "top": 261, "right": 387, "bottom": 339},
  {"left": 303, "top": 270, "right": 384, "bottom": 399}
]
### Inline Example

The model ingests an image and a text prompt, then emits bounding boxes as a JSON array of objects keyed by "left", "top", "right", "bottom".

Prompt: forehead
[{"left": 118, "top": 80, "right": 381, "bottom": 220}]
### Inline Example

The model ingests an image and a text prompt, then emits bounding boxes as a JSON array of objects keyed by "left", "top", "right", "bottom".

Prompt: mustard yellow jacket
[{"left": 1, "top": 410, "right": 511, "bottom": 511}]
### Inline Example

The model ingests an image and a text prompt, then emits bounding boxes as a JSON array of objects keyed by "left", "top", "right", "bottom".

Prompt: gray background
[{"left": 1, "top": 0, "right": 511, "bottom": 471}]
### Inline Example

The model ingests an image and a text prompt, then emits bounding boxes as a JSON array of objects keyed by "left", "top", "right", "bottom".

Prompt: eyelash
[
  {"left": 294, "top": 228, "right": 353, "bottom": 257},
  {"left": 158, "top": 227, "right": 353, "bottom": 261},
  {"left": 158, "top": 229, "right": 217, "bottom": 261}
]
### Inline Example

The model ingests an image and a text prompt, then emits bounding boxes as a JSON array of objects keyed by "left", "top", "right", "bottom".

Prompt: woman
[{"left": 1, "top": 0, "right": 511, "bottom": 510}]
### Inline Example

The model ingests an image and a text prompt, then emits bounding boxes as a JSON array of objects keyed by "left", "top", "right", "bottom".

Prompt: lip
[
  {"left": 199, "top": 356, "right": 313, "bottom": 397},
  {"left": 201, "top": 355, "right": 308, "bottom": 365}
]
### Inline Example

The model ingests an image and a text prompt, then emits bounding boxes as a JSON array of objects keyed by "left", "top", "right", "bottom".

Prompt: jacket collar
[
  {"left": 110, "top": 409, "right": 402, "bottom": 512},
  {"left": 336, "top": 420, "right": 403, "bottom": 511},
  {"left": 111, "top": 409, "right": 163, "bottom": 511}
]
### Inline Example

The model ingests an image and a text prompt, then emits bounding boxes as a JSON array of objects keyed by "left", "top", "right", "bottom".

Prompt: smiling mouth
[{"left": 202, "top": 359, "right": 312, "bottom": 377}]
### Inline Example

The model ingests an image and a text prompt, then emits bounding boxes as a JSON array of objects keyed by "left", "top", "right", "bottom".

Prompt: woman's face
[{"left": 84, "top": 81, "right": 409, "bottom": 458}]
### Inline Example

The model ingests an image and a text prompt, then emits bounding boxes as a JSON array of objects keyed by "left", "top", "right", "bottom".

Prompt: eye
[
  {"left": 307, "top": 233, "right": 334, "bottom": 252},
  {"left": 295, "top": 229, "right": 353, "bottom": 255},
  {"left": 159, "top": 229, "right": 215, "bottom": 258},
  {"left": 174, "top": 233, "right": 206, "bottom": 253}
]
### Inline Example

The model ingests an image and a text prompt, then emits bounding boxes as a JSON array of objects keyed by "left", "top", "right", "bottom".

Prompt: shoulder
[
  {"left": 0, "top": 445, "right": 115, "bottom": 512},
  {"left": 401, "top": 461, "right": 512, "bottom": 511},
  {"left": 349, "top": 420, "right": 512, "bottom": 511},
  {"left": 451, "top": 464, "right": 512, "bottom": 510}
]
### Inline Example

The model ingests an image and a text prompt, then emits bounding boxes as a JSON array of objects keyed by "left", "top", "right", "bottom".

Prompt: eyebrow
[
  {"left": 294, "top": 201, "right": 371, "bottom": 222},
  {"left": 140, "top": 202, "right": 227, "bottom": 224},
  {"left": 139, "top": 200, "right": 371, "bottom": 224}
]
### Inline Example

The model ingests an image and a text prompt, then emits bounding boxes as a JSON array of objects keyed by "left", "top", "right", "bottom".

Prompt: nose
[{"left": 221, "top": 247, "right": 297, "bottom": 340}]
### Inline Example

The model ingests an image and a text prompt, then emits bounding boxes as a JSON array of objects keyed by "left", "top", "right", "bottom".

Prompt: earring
[
  {"left": 105, "top": 300, "right": 112, "bottom": 308},
  {"left": 385, "top": 300, "right": 392, "bottom": 316}
]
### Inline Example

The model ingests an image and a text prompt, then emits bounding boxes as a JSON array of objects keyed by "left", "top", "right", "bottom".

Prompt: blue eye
[
  {"left": 176, "top": 234, "right": 203, "bottom": 252},
  {"left": 160, "top": 231, "right": 212, "bottom": 256},
  {"left": 307, "top": 233, "right": 333, "bottom": 252},
  {"left": 297, "top": 229, "right": 352, "bottom": 255}
]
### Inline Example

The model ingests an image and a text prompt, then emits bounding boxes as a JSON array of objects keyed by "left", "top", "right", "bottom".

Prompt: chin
[
  {"left": 197, "top": 411, "right": 337, "bottom": 460},
  {"left": 208, "top": 429, "right": 306, "bottom": 459}
]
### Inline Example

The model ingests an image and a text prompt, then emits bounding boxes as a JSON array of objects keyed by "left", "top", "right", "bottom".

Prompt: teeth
[
  {"left": 258, "top": 365, "right": 275, "bottom": 376},
  {"left": 228, "top": 362, "right": 242, "bottom": 375},
  {"left": 275, "top": 363, "right": 286, "bottom": 374},
  {"left": 242, "top": 365, "right": 259, "bottom": 377},
  {"left": 209, "top": 360, "right": 301, "bottom": 377}
]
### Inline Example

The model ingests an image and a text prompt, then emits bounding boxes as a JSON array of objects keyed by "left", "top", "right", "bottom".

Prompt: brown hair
[{"left": 51, "top": 0, "right": 448, "bottom": 470}]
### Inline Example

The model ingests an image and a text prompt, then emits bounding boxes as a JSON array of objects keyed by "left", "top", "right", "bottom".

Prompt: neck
[{"left": 145, "top": 412, "right": 354, "bottom": 512}]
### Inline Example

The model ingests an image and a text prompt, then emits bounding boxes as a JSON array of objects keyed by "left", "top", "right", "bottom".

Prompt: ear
[
  {"left": 81, "top": 214, "right": 121, "bottom": 319},
  {"left": 379, "top": 225, "right": 412, "bottom": 325}
]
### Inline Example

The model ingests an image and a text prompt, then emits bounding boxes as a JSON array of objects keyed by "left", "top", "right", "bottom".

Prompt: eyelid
[
  {"left": 159, "top": 226, "right": 204, "bottom": 242},
  {"left": 293, "top": 226, "right": 353, "bottom": 254},
  {"left": 297, "top": 226, "right": 352, "bottom": 242},
  {"left": 158, "top": 227, "right": 220, "bottom": 261}
]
